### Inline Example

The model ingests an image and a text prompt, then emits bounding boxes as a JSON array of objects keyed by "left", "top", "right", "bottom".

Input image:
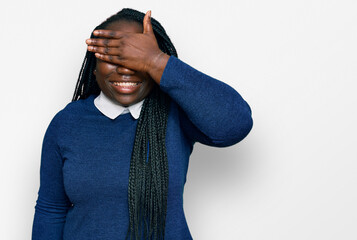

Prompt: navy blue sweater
[{"left": 32, "top": 56, "right": 253, "bottom": 240}]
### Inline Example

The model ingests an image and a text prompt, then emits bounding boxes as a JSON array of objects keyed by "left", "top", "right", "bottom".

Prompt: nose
[{"left": 116, "top": 65, "right": 135, "bottom": 75}]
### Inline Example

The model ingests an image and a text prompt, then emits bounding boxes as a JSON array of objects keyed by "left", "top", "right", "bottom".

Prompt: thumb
[{"left": 143, "top": 10, "right": 153, "bottom": 35}]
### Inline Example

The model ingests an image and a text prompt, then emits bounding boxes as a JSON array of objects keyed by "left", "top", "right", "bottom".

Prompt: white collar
[{"left": 94, "top": 91, "right": 144, "bottom": 120}]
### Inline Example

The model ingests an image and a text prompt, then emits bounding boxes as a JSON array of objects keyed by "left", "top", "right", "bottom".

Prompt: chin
[{"left": 113, "top": 96, "right": 140, "bottom": 107}]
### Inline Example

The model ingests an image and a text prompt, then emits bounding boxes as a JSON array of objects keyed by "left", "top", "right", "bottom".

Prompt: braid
[
  {"left": 71, "top": 8, "right": 178, "bottom": 240},
  {"left": 128, "top": 85, "right": 170, "bottom": 240}
]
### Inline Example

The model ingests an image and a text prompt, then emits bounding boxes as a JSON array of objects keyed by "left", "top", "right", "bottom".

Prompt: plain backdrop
[{"left": 1, "top": 0, "right": 356, "bottom": 239}]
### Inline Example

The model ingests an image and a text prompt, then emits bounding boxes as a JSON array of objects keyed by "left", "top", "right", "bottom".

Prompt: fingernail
[
  {"left": 93, "top": 30, "right": 99, "bottom": 35},
  {"left": 149, "top": 10, "right": 151, "bottom": 18}
]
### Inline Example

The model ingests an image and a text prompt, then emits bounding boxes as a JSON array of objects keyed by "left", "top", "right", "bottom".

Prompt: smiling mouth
[{"left": 110, "top": 81, "right": 142, "bottom": 86}]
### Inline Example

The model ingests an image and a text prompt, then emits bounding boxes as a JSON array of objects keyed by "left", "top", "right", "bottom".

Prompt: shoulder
[
  {"left": 47, "top": 95, "right": 97, "bottom": 130},
  {"left": 58, "top": 94, "right": 96, "bottom": 117}
]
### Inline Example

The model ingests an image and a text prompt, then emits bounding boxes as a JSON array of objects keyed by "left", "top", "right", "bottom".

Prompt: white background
[{"left": 1, "top": 0, "right": 356, "bottom": 239}]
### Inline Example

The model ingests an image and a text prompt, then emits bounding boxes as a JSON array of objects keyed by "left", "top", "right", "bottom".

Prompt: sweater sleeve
[
  {"left": 32, "top": 112, "right": 71, "bottom": 240},
  {"left": 159, "top": 56, "right": 253, "bottom": 147}
]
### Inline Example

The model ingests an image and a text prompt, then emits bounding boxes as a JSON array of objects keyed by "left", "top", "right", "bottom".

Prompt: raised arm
[
  {"left": 84, "top": 10, "right": 253, "bottom": 146},
  {"left": 32, "top": 113, "right": 71, "bottom": 239}
]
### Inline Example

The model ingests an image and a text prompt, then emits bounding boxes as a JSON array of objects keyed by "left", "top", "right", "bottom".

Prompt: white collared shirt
[{"left": 94, "top": 91, "right": 144, "bottom": 120}]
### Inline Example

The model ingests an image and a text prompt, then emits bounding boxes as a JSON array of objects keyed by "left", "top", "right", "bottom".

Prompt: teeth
[{"left": 112, "top": 82, "right": 139, "bottom": 86}]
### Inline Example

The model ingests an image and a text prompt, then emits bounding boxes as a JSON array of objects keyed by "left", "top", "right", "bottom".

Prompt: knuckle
[{"left": 103, "top": 39, "right": 109, "bottom": 46}]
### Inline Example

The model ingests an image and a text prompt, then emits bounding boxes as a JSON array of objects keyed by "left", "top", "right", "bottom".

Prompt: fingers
[
  {"left": 92, "top": 30, "right": 126, "bottom": 39},
  {"left": 143, "top": 10, "right": 153, "bottom": 35},
  {"left": 87, "top": 45, "right": 122, "bottom": 55},
  {"left": 86, "top": 38, "right": 122, "bottom": 47},
  {"left": 94, "top": 53, "right": 124, "bottom": 65}
]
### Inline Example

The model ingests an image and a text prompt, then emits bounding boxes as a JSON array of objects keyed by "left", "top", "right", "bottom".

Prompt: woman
[{"left": 32, "top": 8, "right": 253, "bottom": 240}]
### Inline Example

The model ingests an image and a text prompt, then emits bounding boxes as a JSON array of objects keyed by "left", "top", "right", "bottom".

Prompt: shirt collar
[{"left": 94, "top": 91, "right": 144, "bottom": 120}]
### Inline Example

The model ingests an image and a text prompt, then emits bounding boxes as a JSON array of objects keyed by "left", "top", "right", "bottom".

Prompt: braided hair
[{"left": 71, "top": 8, "right": 178, "bottom": 240}]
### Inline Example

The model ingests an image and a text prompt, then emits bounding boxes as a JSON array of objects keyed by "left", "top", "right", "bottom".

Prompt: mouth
[
  {"left": 110, "top": 81, "right": 142, "bottom": 86},
  {"left": 109, "top": 80, "right": 143, "bottom": 94}
]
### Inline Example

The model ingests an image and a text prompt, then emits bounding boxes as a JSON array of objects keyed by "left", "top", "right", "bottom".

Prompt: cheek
[{"left": 141, "top": 78, "right": 155, "bottom": 94}]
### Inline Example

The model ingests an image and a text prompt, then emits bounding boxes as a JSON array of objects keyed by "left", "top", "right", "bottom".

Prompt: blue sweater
[{"left": 32, "top": 56, "right": 253, "bottom": 240}]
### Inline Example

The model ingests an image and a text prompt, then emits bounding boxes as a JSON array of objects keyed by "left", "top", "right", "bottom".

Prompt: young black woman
[{"left": 32, "top": 8, "right": 253, "bottom": 240}]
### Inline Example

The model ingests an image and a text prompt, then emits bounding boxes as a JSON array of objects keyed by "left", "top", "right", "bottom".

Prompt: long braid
[
  {"left": 71, "top": 8, "right": 178, "bottom": 240},
  {"left": 128, "top": 85, "right": 170, "bottom": 240}
]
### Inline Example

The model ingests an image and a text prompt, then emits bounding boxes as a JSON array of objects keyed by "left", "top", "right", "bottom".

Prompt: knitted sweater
[{"left": 32, "top": 55, "right": 253, "bottom": 240}]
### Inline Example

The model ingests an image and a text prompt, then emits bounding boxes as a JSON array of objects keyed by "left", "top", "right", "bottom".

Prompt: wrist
[{"left": 148, "top": 52, "right": 170, "bottom": 85}]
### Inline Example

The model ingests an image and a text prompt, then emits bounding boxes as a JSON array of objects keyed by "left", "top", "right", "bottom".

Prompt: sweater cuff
[{"left": 159, "top": 55, "right": 191, "bottom": 91}]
